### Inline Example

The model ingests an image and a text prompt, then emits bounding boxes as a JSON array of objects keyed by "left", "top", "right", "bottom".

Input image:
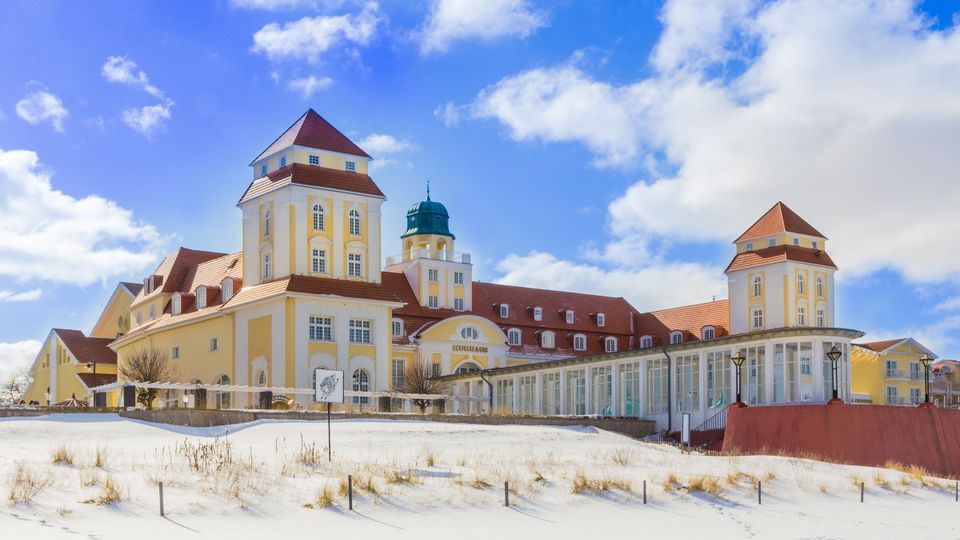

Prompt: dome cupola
[{"left": 401, "top": 183, "right": 454, "bottom": 239}]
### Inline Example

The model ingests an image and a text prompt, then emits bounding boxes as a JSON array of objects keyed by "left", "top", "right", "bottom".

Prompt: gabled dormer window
[
  {"left": 565, "top": 310, "right": 574, "bottom": 324},
  {"left": 670, "top": 331, "right": 683, "bottom": 344},
  {"left": 345, "top": 160, "right": 356, "bottom": 172},
  {"left": 640, "top": 335, "right": 652, "bottom": 348},
  {"left": 604, "top": 337, "right": 617, "bottom": 353},
  {"left": 541, "top": 331, "right": 555, "bottom": 348},
  {"left": 573, "top": 334, "right": 587, "bottom": 351},
  {"left": 195, "top": 287, "right": 207, "bottom": 309},
  {"left": 171, "top": 294, "right": 181, "bottom": 315},
  {"left": 500, "top": 304, "right": 509, "bottom": 318},
  {"left": 309, "top": 154, "right": 319, "bottom": 166},
  {"left": 222, "top": 278, "right": 234, "bottom": 302},
  {"left": 507, "top": 328, "right": 521, "bottom": 346},
  {"left": 596, "top": 313, "right": 605, "bottom": 327},
  {"left": 533, "top": 306, "right": 543, "bottom": 321},
  {"left": 701, "top": 326, "right": 715, "bottom": 340},
  {"left": 392, "top": 319, "right": 404, "bottom": 338}
]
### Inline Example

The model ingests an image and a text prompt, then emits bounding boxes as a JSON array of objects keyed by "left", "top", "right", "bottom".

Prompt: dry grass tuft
[
  {"left": 80, "top": 470, "right": 101, "bottom": 488},
  {"left": 611, "top": 448, "right": 634, "bottom": 466},
  {"left": 56, "top": 506, "right": 74, "bottom": 517},
  {"left": 662, "top": 472, "right": 679, "bottom": 493},
  {"left": 94, "top": 447, "right": 108, "bottom": 469},
  {"left": 763, "top": 470, "right": 777, "bottom": 482},
  {"left": 8, "top": 463, "right": 54, "bottom": 504},
  {"left": 532, "top": 470, "right": 547, "bottom": 484},
  {"left": 725, "top": 470, "right": 756, "bottom": 485},
  {"left": 96, "top": 477, "right": 121, "bottom": 505},
  {"left": 873, "top": 472, "right": 891, "bottom": 490},
  {"left": 687, "top": 475, "right": 723, "bottom": 496},
  {"left": 425, "top": 451, "right": 436, "bottom": 468},
  {"left": 571, "top": 470, "right": 632, "bottom": 495},
  {"left": 314, "top": 484, "right": 335, "bottom": 508},
  {"left": 51, "top": 444, "right": 74, "bottom": 466},
  {"left": 819, "top": 483, "right": 828, "bottom": 493},
  {"left": 385, "top": 469, "right": 419, "bottom": 485}
]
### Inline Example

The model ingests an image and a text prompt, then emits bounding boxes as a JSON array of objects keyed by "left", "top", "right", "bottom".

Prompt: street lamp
[
  {"left": 826, "top": 346, "right": 843, "bottom": 401},
  {"left": 919, "top": 354, "right": 933, "bottom": 404},
  {"left": 730, "top": 351, "right": 746, "bottom": 405}
]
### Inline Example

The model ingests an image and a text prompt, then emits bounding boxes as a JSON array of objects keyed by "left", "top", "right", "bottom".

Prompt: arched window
[
  {"left": 352, "top": 369, "right": 369, "bottom": 405},
  {"left": 797, "top": 306, "right": 807, "bottom": 326},
  {"left": 701, "top": 326, "right": 715, "bottom": 340},
  {"left": 195, "top": 286, "right": 207, "bottom": 309},
  {"left": 573, "top": 334, "right": 587, "bottom": 351},
  {"left": 460, "top": 327, "right": 478, "bottom": 340},
  {"left": 565, "top": 310, "right": 575, "bottom": 324},
  {"left": 816, "top": 276, "right": 824, "bottom": 297},
  {"left": 507, "top": 328, "right": 521, "bottom": 346},
  {"left": 541, "top": 331, "right": 555, "bottom": 349},
  {"left": 264, "top": 209, "right": 271, "bottom": 237},
  {"left": 222, "top": 278, "right": 234, "bottom": 302},
  {"left": 215, "top": 374, "right": 231, "bottom": 409},
  {"left": 604, "top": 337, "right": 617, "bottom": 353},
  {"left": 313, "top": 203, "right": 325, "bottom": 231},
  {"left": 797, "top": 273, "right": 805, "bottom": 294},
  {"left": 533, "top": 306, "right": 543, "bottom": 321},
  {"left": 349, "top": 209, "right": 361, "bottom": 236},
  {"left": 171, "top": 294, "right": 181, "bottom": 315},
  {"left": 670, "top": 331, "right": 683, "bottom": 344},
  {"left": 753, "top": 276, "right": 762, "bottom": 297},
  {"left": 640, "top": 335, "right": 653, "bottom": 348}
]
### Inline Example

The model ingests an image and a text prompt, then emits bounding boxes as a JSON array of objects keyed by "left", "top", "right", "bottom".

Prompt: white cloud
[
  {"left": 935, "top": 296, "right": 960, "bottom": 313},
  {"left": 288, "top": 75, "right": 334, "bottom": 98},
  {"left": 0, "top": 340, "right": 42, "bottom": 385},
  {"left": 467, "top": 0, "right": 960, "bottom": 283},
  {"left": 0, "top": 289, "right": 42, "bottom": 302},
  {"left": 102, "top": 56, "right": 173, "bottom": 136},
  {"left": 251, "top": 2, "right": 381, "bottom": 62},
  {"left": 15, "top": 90, "right": 69, "bottom": 133},
  {"left": 121, "top": 102, "right": 172, "bottom": 137},
  {"left": 419, "top": 0, "right": 547, "bottom": 54},
  {"left": 496, "top": 251, "right": 726, "bottom": 312},
  {"left": 433, "top": 100, "right": 463, "bottom": 127},
  {"left": 861, "top": 315, "right": 960, "bottom": 358},
  {"left": 102, "top": 56, "right": 164, "bottom": 99},
  {"left": 0, "top": 148, "right": 163, "bottom": 286},
  {"left": 357, "top": 133, "right": 415, "bottom": 171}
]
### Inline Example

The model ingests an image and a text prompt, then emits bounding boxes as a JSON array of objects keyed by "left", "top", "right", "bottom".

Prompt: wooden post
[
  {"left": 348, "top": 475, "right": 353, "bottom": 510},
  {"left": 860, "top": 482, "right": 864, "bottom": 503},
  {"left": 327, "top": 402, "right": 332, "bottom": 462},
  {"left": 159, "top": 481, "right": 164, "bottom": 517},
  {"left": 758, "top": 480, "right": 761, "bottom": 505},
  {"left": 504, "top": 481, "right": 509, "bottom": 507},
  {"left": 642, "top": 480, "right": 647, "bottom": 504}
]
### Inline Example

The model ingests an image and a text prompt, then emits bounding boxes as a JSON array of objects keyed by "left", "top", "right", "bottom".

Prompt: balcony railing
[
  {"left": 885, "top": 396, "right": 922, "bottom": 406},
  {"left": 385, "top": 250, "right": 472, "bottom": 266},
  {"left": 885, "top": 369, "right": 922, "bottom": 381}
]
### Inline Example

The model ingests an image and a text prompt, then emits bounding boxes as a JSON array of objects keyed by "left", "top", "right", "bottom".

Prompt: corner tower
[
  {"left": 238, "top": 109, "right": 385, "bottom": 285},
  {"left": 387, "top": 186, "right": 473, "bottom": 311},
  {"left": 725, "top": 202, "right": 837, "bottom": 334}
]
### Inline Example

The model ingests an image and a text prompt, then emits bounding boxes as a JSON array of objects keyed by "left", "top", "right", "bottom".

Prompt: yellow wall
[
  {"left": 91, "top": 289, "right": 135, "bottom": 339},
  {"left": 248, "top": 315, "right": 272, "bottom": 386},
  {"left": 851, "top": 342, "right": 926, "bottom": 405}
]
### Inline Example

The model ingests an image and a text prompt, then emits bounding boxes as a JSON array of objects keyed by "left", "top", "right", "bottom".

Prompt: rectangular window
[
  {"left": 345, "top": 160, "right": 356, "bottom": 172},
  {"left": 565, "top": 369, "right": 586, "bottom": 415},
  {"left": 431, "top": 362, "right": 441, "bottom": 377},
  {"left": 773, "top": 343, "right": 800, "bottom": 404},
  {"left": 263, "top": 254, "right": 272, "bottom": 279},
  {"left": 454, "top": 271, "right": 464, "bottom": 285},
  {"left": 910, "top": 363, "right": 921, "bottom": 381},
  {"left": 309, "top": 154, "right": 319, "bottom": 166},
  {"left": 619, "top": 362, "right": 641, "bottom": 416},
  {"left": 349, "top": 319, "right": 372, "bottom": 343},
  {"left": 392, "top": 319, "right": 403, "bottom": 337},
  {"left": 453, "top": 297, "right": 464, "bottom": 311},
  {"left": 500, "top": 304, "right": 509, "bottom": 318},
  {"left": 392, "top": 358, "right": 405, "bottom": 389},
  {"left": 541, "top": 372, "right": 561, "bottom": 415},
  {"left": 676, "top": 354, "right": 700, "bottom": 412},
  {"left": 646, "top": 358, "right": 668, "bottom": 414},
  {"left": 309, "top": 316, "right": 333, "bottom": 341},
  {"left": 910, "top": 387, "right": 921, "bottom": 405},
  {"left": 428, "top": 295, "right": 439, "bottom": 309},
  {"left": 768, "top": 238, "right": 776, "bottom": 247},
  {"left": 518, "top": 375, "right": 537, "bottom": 415},
  {"left": 428, "top": 268, "right": 439, "bottom": 282},
  {"left": 752, "top": 308, "right": 763, "bottom": 329},
  {"left": 597, "top": 313, "right": 605, "bottom": 327},
  {"left": 886, "top": 386, "right": 898, "bottom": 405},
  {"left": 209, "top": 337, "right": 218, "bottom": 352},
  {"left": 312, "top": 249, "right": 327, "bottom": 274},
  {"left": 705, "top": 351, "right": 731, "bottom": 408},
  {"left": 746, "top": 242, "right": 754, "bottom": 251},
  {"left": 605, "top": 338, "right": 616, "bottom": 353},
  {"left": 171, "top": 346, "right": 180, "bottom": 360},
  {"left": 496, "top": 379, "right": 514, "bottom": 412},
  {"left": 280, "top": 155, "right": 287, "bottom": 167},
  {"left": 348, "top": 253, "right": 362, "bottom": 277},
  {"left": 533, "top": 307, "right": 543, "bottom": 321},
  {"left": 812, "top": 240, "right": 818, "bottom": 249},
  {"left": 260, "top": 164, "right": 267, "bottom": 176},
  {"left": 592, "top": 365, "right": 613, "bottom": 416},
  {"left": 793, "top": 237, "right": 800, "bottom": 246},
  {"left": 743, "top": 346, "right": 766, "bottom": 405},
  {"left": 886, "top": 360, "right": 897, "bottom": 378},
  {"left": 565, "top": 310, "right": 574, "bottom": 324}
]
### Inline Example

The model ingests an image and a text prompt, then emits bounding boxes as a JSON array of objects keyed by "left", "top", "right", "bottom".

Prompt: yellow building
[{"left": 850, "top": 338, "right": 937, "bottom": 406}]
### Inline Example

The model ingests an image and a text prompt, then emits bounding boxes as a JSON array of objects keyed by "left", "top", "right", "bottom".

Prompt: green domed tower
[{"left": 400, "top": 183, "right": 458, "bottom": 262}]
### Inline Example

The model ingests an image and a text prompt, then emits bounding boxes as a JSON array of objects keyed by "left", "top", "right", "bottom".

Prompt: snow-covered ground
[{"left": 0, "top": 414, "right": 958, "bottom": 539}]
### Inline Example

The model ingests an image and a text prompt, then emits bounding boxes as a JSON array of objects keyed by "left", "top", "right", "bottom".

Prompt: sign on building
[{"left": 314, "top": 368, "right": 345, "bottom": 403}]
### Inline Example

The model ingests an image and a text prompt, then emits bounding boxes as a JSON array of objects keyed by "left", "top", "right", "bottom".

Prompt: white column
[
  {"left": 698, "top": 350, "right": 707, "bottom": 420},
  {"left": 584, "top": 366, "right": 594, "bottom": 415},
  {"left": 534, "top": 373, "right": 542, "bottom": 416},
  {"left": 559, "top": 369, "right": 567, "bottom": 415},
  {"left": 611, "top": 362, "right": 620, "bottom": 417},
  {"left": 293, "top": 198, "right": 306, "bottom": 275},
  {"left": 812, "top": 338, "right": 825, "bottom": 401},
  {"left": 764, "top": 342, "right": 775, "bottom": 405}
]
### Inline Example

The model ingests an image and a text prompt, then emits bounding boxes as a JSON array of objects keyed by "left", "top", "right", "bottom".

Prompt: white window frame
[
  {"left": 171, "top": 295, "right": 181, "bottom": 315},
  {"left": 195, "top": 287, "right": 207, "bottom": 310},
  {"left": 753, "top": 276, "right": 762, "bottom": 297},
  {"left": 500, "top": 304, "right": 509, "bottom": 318},
  {"left": 541, "top": 331, "right": 555, "bottom": 349},
  {"left": 507, "top": 328, "right": 521, "bottom": 346},
  {"left": 221, "top": 278, "right": 234, "bottom": 301},
  {"left": 797, "top": 306, "right": 807, "bottom": 326},
  {"left": 793, "top": 237, "right": 800, "bottom": 246},
  {"left": 460, "top": 327, "right": 478, "bottom": 340},
  {"left": 260, "top": 164, "right": 267, "bottom": 176},
  {"left": 209, "top": 337, "right": 218, "bottom": 351},
  {"left": 309, "top": 316, "right": 333, "bottom": 342},
  {"left": 768, "top": 238, "right": 776, "bottom": 247},
  {"left": 348, "top": 252, "right": 362, "bottom": 278},
  {"left": 596, "top": 313, "right": 605, "bottom": 327},
  {"left": 428, "top": 295, "right": 439, "bottom": 309},
  {"left": 797, "top": 273, "right": 805, "bottom": 294},
  {"left": 264, "top": 209, "right": 271, "bottom": 237},
  {"left": 279, "top": 155, "right": 287, "bottom": 167},
  {"left": 572, "top": 334, "right": 587, "bottom": 351},
  {"left": 604, "top": 337, "right": 617, "bottom": 353},
  {"left": 345, "top": 160, "right": 356, "bottom": 172},
  {"left": 392, "top": 319, "right": 404, "bottom": 338},
  {"left": 566, "top": 310, "right": 575, "bottom": 324},
  {"left": 349, "top": 209, "right": 361, "bottom": 236},
  {"left": 313, "top": 203, "right": 325, "bottom": 231},
  {"left": 171, "top": 346, "right": 180, "bottom": 360},
  {"left": 670, "top": 331, "right": 683, "bottom": 344},
  {"left": 348, "top": 319, "right": 372, "bottom": 344},
  {"left": 453, "top": 297, "right": 464, "bottom": 311},
  {"left": 640, "top": 335, "right": 653, "bottom": 348},
  {"left": 263, "top": 253, "right": 272, "bottom": 280},
  {"left": 816, "top": 276, "right": 824, "bottom": 297},
  {"left": 533, "top": 306, "right": 543, "bottom": 321},
  {"left": 746, "top": 242, "right": 754, "bottom": 251},
  {"left": 312, "top": 248, "right": 327, "bottom": 274},
  {"left": 453, "top": 271, "right": 464, "bottom": 285},
  {"left": 817, "top": 307, "right": 826, "bottom": 327},
  {"left": 428, "top": 268, "right": 439, "bottom": 282},
  {"left": 701, "top": 326, "right": 715, "bottom": 340},
  {"left": 752, "top": 306, "right": 764, "bottom": 329},
  {"left": 309, "top": 154, "right": 319, "bottom": 166}
]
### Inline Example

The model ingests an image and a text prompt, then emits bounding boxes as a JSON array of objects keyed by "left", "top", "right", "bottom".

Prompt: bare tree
[
  {"left": 394, "top": 359, "right": 438, "bottom": 413},
  {"left": 0, "top": 369, "right": 31, "bottom": 406},
  {"left": 118, "top": 346, "right": 178, "bottom": 410}
]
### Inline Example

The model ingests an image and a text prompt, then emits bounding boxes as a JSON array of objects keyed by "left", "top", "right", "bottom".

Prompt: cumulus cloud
[
  {"left": 252, "top": 2, "right": 381, "bottom": 62},
  {"left": 419, "top": 0, "right": 547, "bottom": 54},
  {"left": 102, "top": 56, "right": 173, "bottom": 136},
  {"left": 433, "top": 100, "right": 463, "bottom": 127},
  {"left": 102, "top": 56, "right": 164, "bottom": 98},
  {"left": 121, "top": 103, "right": 172, "bottom": 137},
  {"left": 288, "top": 75, "right": 334, "bottom": 98},
  {"left": 15, "top": 90, "right": 69, "bottom": 132},
  {"left": 0, "top": 340, "right": 42, "bottom": 385},
  {"left": 0, "top": 148, "right": 163, "bottom": 286},
  {"left": 469, "top": 0, "right": 960, "bottom": 285},
  {"left": 357, "top": 133, "right": 415, "bottom": 170},
  {"left": 496, "top": 252, "right": 726, "bottom": 311},
  {"left": 0, "top": 289, "right": 42, "bottom": 302}
]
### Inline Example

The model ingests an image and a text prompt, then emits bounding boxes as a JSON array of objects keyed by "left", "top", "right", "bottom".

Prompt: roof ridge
[{"left": 647, "top": 298, "right": 729, "bottom": 315}]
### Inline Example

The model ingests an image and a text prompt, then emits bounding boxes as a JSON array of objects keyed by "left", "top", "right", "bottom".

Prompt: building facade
[{"left": 850, "top": 338, "right": 938, "bottom": 406}]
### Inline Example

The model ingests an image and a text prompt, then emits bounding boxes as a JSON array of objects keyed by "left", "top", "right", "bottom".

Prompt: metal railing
[
  {"left": 885, "top": 396, "right": 922, "bottom": 406},
  {"left": 689, "top": 405, "right": 729, "bottom": 448},
  {"left": 385, "top": 250, "right": 472, "bottom": 266},
  {"left": 885, "top": 369, "right": 922, "bottom": 381}
]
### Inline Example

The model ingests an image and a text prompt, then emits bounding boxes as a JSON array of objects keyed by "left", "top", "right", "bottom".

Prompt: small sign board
[
  {"left": 681, "top": 412, "right": 691, "bottom": 446},
  {"left": 314, "top": 368, "right": 345, "bottom": 403}
]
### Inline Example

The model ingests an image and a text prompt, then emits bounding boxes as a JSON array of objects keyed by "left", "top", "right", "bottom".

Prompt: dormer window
[
  {"left": 541, "top": 331, "right": 555, "bottom": 348},
  {"left": 565, "top": 310, "right": 574, "bottom": 324},
  {"left": 701, "top": 326, "right": 715, "bottom": 340},
  {"left": 500, "top": 304, "right": 509, "bottom": 318},
  {"left": 345, "top": 160, "right": 356, "bottom": 172},
  {"left": 670, "top": 331, "right": 683, "bottom": 344},
  {"left": 222, "top": 279, "right": 234, "bottom": 302},
  {"left": 507, "top": 328, "right": 521, "bottom": 346},
  {"left": 746, "top": 242, "right": 754, "bottom": 251},
  {"left": 171, "top": 295, "right": 181, "bottom": 315},
  {"left": 604, "top": 337, "right": 617, "bottom": 353},
  {"left": 309, "top": 154, "right": 319, "bottom": 166},
  {"left": 195, "top": 286, "right": 207, "bottom": 309},
  {"left": 768, "top": 238, "right": 776, "bottom": 247},
  {"left": 279, "top": 155, "right": 287, "bottom": 167},
  {"left": 573, "top": 334, "right": 587, "bottom": 351},
  {"left": 260, "top": 164, "right": 267, "bottom": 176},
  {"left": 640, "top": 335, "right": 652, "bottom": 348},
  {"left": 392, "top": 319, "right": 404, "bottom": 338},
  {"left": 533, "top": 307, "right": 543, "bottom": 321},
  {"left": 596, "top": 313, "right": 605, "bottom": 327},
  {"left": 793, "top": 237, "right": 799, "bottom": 246},
  {"left": 812, "top": 240, "right": 818, "bottom": 249}
]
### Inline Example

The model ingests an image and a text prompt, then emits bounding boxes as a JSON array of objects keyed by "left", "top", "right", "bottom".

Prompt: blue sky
[{"left": 2, "top": 0, "right": 960, "bottom": 375}]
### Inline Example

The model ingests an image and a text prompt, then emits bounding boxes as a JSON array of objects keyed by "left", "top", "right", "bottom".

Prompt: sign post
[
  {"left": 681, "top": 412, "right": 691, "bottom": 448},
  {"left": 314, "top": 368, "right": 345, "bottom": 462}
]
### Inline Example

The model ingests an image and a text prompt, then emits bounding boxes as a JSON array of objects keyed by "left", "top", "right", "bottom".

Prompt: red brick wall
[{"left": 723, "top": 403, "right": 960, "bottom": 478}]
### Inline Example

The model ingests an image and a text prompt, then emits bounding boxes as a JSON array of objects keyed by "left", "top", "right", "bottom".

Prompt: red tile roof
[
  {"left": 53, "top": 329, "right": 117, "bottom": 365},
  {"left": 725, "top": 245, "right": 837, "bottom": 273},
  {"left": 252, "top": 109, "right": 370, "bottom": 164},
  {"left": 634, "top": 300, "right": 730, "bottom": 347},
  {"left": 853, "top": 338, "right": 907, "bottom": 353},
  {"left": 132, "top": 248, "right": 227, "bottom": 308},
  {"left": 734, "top": 202, "right": 826, "bottom": 243},
  {"left": 76, "top": 372, "right": 117, "bottom": 389},
  {"left": 287, "top": 274, "right": 403, "bottom": 303},
  {"left": 239, "top": 163, "right": 385, "bottom": 203},
  {"left": 120, "top": 282, "right": 143, "bottom": 296}
]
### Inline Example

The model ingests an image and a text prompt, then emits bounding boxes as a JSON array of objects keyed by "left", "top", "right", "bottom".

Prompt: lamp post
[
  {"left": 731, "top": 351, "right": 746, "bottom": 405},
  {"left": 826, "top": 346, "right": 843, "bottom": 401},
  {"left": 919, "top": 354, "right": 933, "bottom": 405}
]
